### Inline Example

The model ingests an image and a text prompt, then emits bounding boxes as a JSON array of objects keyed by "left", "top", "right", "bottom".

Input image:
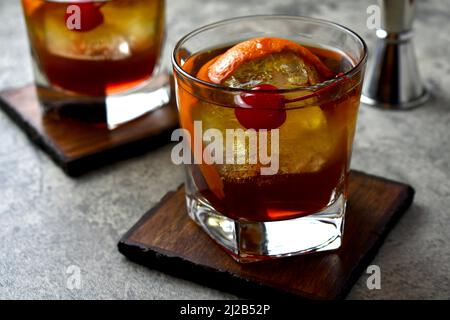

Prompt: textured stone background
[{"left": 0, "top": 0, "right": 449, "bottom": 299}]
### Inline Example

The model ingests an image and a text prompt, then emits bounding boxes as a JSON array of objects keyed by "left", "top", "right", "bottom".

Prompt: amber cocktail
[{"left": 173, "top": 16, "right": 367, "bottom": 262}]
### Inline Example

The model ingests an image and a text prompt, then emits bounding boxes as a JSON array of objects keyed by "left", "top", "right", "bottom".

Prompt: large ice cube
[
  {"left": 218, "top": 49, "right": 336, "bottom": 174},
  {"left": 192, "top": 102, "right": 337, "bottom": 178},
  {"left": 191, "top": 39, "right": 341, "bottom": 177},
  {"left": 223, "top": 52, "right": 321, "bottom": 89},
  {"left": 40, "top": 2, "right": 155, "bottom": 61},
  {"left": 277, "top": 106, "right": 338, "bottom": 174},
  {"left": 191, "top": 101, "right": 261, "bottom": 178}
]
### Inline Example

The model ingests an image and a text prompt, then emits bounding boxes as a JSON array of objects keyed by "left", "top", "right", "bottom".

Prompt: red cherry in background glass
[
  {"left": 65, "top": 2, "right": 104, "bottom": 32},
  {"left": 235, "top": 84, "right": 286, "bottom": 130}
]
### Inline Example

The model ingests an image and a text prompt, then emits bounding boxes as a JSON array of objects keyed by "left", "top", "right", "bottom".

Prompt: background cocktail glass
[{"left": 21, "top": 0, "right": 167, "bottom": 128}]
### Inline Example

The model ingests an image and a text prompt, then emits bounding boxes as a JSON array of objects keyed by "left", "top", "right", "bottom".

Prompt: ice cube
[
  {"left": 277, "top": 106, "right": 337, "bottom": 174},
  {"left": 192, "top": 102, "right": 337, "bottom": 177},
  {"left": 44, "top": 15, "right": 131, "bottom": 60},
  {"left": 41, "top": 4, "right": 143, "bottom": 61},
  {"left": 192, "top": 101, "right": 261, "bottom": 178},
  {"left": 101, "top": 1, "right": 158, "bottom": 48},
  {"left": 223, "top": 52, "right": 321, "bottom": 89}
]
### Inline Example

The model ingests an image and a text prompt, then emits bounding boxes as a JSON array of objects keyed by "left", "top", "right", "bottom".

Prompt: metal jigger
[{"left": 361, "top": 0, "right": 429, "bottom": 109}]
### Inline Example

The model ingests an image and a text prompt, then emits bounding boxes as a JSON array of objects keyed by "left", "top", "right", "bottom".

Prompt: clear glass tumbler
[
  {"left": 21, "top": 0, "right": 168, "bottom": 128},
  {"left": 172, "top": 16, "right": 367, "bottom": 262}
]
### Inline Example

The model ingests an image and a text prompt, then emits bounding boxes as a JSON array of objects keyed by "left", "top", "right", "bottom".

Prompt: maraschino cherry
[
  {"left": 65, "top": 2, "right": 104, "bottom": 32},
  {"left": 235, "top": 84, "right": 286, "bottom": 130}
]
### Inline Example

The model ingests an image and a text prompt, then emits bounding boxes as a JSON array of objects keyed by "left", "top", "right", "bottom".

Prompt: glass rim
[{"left": 172, "top": 14, "right": 368, "bottom": 94}]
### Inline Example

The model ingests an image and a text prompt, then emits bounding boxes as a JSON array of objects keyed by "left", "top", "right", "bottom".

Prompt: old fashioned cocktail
[{"left": 173, "top": 16, "right": 367, "bottom": 262}]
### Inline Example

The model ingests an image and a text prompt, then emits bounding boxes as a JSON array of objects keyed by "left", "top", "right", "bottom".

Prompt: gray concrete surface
[{"left": 0, "top": 0, "right": 449, "bottom": 299}]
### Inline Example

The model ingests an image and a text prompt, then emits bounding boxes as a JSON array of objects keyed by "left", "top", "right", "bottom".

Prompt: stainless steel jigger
[{"left": 361, "top": 0, "right": 429, "bottom": 109}]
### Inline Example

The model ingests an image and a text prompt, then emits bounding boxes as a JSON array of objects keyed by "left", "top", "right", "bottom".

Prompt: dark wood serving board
[
  {"left": 0, "top": 85, "right": 179, "bottom": 176},
  {"left": 118, "top": 170, "right": 415, "bottom": 300}
]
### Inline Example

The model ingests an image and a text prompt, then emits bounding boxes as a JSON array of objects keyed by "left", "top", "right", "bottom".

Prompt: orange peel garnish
[{"left": 206, "top": 37, "right": 334, "bottom": 84}]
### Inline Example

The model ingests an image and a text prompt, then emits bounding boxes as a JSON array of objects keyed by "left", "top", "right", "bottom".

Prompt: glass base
[
  {"left": 186, "top": 193, "right": 345, "bottom": 263},
  {"left": 37, "top": 72, "right": 170, "bottom": 129}
]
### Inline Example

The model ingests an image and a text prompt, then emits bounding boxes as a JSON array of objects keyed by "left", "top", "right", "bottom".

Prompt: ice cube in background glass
[
  {"left": 42, "top": 4, "right": 128, "bottom": 60},
  {"left": 39, "top": 0, "right": 157, "bottom": 61},
  {"left": 21, "top": 0, "right": 168, "bottom": 128},
  {"left": 102, "top": 1, "right": 158, "bottom": 50}
]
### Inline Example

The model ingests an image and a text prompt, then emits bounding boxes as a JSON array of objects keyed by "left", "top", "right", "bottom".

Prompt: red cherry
[
  {"left": 65, "top": 3, "right": 104, "bottom": 32},
  {"left": 235, "top": 84, "right": 286, "bottom": 130}
]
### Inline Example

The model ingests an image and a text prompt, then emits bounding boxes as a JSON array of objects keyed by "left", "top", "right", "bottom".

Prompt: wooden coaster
[
  {"left": 0, "top": 85, "right": 179, "bottom": 176},
  {"left": 118, "top": 170, "right": 414, "bottom": 300}
]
